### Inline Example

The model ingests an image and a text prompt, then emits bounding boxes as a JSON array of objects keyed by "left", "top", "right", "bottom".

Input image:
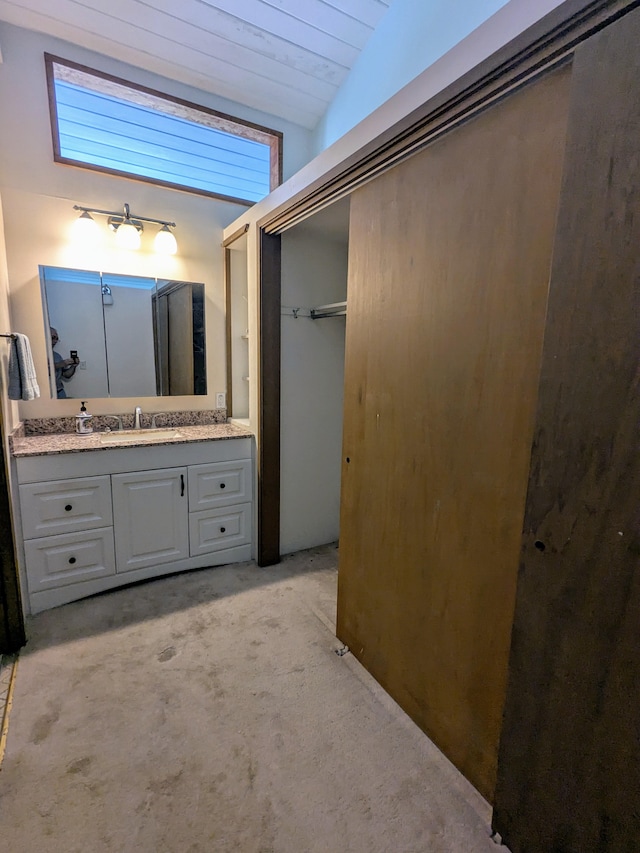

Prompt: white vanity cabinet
[
  {"left": 188, "top": 459, "right": 252, "bottom": 556},
  {"left": 112, "top": 468, "right": 189, "bottom": 572},
  {"left": 20, "top": 475, "right": 115, "bottom": 592},
  {"left": 19, "top": 475, "right": 113, "bottom": 539},
  {"left": 15, "top": 436, "right": 253, "bottom": 613}
]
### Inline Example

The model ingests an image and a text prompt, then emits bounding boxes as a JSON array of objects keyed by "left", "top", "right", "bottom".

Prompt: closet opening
[
  {"left": 279, "top": 199, "right": 350, "bottom": 557},
  {"left": 257, "top": 197, "right": 350, "bottom": 565}
]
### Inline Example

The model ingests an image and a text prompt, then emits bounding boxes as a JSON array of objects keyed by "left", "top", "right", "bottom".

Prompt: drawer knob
[
  {"left": 68, "top": 556, "right": 77, "bottom": 565},
  {"left": 65, "top": 504, "right": 73, "bottom": 512},
  {"left": 220, "top": 526, "right": 226, "bottom": 533},
  {"left": 220, "top": 483, "right": 226, "bottom": 489}
]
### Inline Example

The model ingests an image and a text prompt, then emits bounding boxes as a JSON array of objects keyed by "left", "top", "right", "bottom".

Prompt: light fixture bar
[{"left": 73, "top": 203, "right": 176, "bottom": 228}]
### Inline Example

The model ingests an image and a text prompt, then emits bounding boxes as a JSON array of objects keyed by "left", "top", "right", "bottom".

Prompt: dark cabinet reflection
[{"left": 152, "top": 279, "right": 205, "bottom": 396}]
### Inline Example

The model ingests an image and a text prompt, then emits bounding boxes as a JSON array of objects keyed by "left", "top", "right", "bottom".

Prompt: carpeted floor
[{"left": 0, "top": 544, "right": 499, "bottom": 852}]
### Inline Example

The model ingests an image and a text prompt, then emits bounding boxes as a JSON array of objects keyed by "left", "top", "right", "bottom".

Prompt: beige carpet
[{"left": 0, "top": 544, "right": 498, "bottom": 852}]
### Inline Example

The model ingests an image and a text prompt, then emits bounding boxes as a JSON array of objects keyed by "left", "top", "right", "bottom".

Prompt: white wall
[
  {"left": 0, "top": 196, "right": 19, "bottom": 431},
  {"left": 316, "top": 0, "right": 508, "bottom": 150},
  {"left": 280, "top": 227, "right": 347, "bottom": 554},
  {"left": 314, "top": 0, "right": 568, "bottom": 152},
  {"left": 0, "top": 21, "right": 312, "bottom": 421}
]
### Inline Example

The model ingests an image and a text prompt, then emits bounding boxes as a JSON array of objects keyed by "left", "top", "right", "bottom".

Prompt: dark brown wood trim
[
  {"left": 222, "top": 223, "right": 250, "bottom": 248},
  {"left": 259, "top": 0, "right": 640, "bottom": 234},
  {"left": 223, "top": 247, "right": 233, "bottom": 417},
  {"left": 0, "top": 412, "right": 25, "bottom": 654},
  {"left": 44, "top": 52, "right": 283, "bottom": 200},
  {"left": 44, "top": 53, "right": 283, "bottom": 144},
  {"left": 44, "top": 52, "right": 62, "bottom": 162},
  {"left": 257, "top": 230, "right": 281, "bottom": 566}
]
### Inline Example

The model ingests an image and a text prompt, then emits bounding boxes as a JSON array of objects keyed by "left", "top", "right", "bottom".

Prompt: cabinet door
[
  {"left": 189, "top": 503, "right": 251, "bottom": 556},
  {"left": 24, "top": 527, "right": 115, "bottom": 591},
  {"left": 20, "top": 475, "right": 112, "bottom": 539},
  {"left": 112, "top": 468, "right": 188, "bottom": 572},
  {"left": 188, "top": 460, "right": 251, "bottom": 510}
]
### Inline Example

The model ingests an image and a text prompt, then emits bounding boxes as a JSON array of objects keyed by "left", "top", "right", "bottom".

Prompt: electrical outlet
[
  {"left": 215, "top": 392, "right": 226, "bottom": 409},
  {"left": 79, "top": 361, "right": 87, "bottom": 370}
]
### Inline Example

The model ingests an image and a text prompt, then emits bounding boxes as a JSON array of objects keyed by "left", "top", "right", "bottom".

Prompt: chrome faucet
[
  {"left": 103, "top": 414, "right": 124, "bottom": 431},
  {"left": 133, "top": 405, "right": 143, "bottom": 429}
]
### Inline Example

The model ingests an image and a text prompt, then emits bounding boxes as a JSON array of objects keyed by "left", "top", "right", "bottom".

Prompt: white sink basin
[{"left": 99, "top": 428, "right": 183, "bottom": 444}]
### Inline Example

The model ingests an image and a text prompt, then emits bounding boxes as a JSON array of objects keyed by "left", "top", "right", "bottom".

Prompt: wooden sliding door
[
  {"left": 493, "top": 10, "right": 640, "bottom": 851},
  {"left": 337, "top": 66, "right": 572, "bottom": 800}
]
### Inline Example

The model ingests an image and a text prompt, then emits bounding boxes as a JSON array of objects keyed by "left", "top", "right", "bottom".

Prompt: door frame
[{"left": 256, "top": 230, "right": 280, "bottom": 566}]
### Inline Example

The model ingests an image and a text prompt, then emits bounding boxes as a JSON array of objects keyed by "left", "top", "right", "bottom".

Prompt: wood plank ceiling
[{"left": 0, "top": 0, "right": 393, "bottom": 129}]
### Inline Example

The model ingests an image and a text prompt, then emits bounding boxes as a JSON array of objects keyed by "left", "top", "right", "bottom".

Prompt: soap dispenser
[{"left": 75, "top": 401, "right": 93, "bottom": 435}]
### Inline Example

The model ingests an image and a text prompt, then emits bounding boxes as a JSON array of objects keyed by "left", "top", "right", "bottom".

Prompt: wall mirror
[{"left": 40, "top": 265, "right": 206, "bottom": 399}]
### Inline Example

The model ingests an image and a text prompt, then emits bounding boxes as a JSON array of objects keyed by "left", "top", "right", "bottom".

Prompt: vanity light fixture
[
  {"left": 110, "top": 204, "right": 142, "bottom": 250},
  {"left": 72, "top": 209, "right": 100, "bottom": 242},
  {"left": 154, "top": 224, "right": 178, "bottom": 255},
  {"left": 72, "top": 203, "right": 178, "bottom": 254}
]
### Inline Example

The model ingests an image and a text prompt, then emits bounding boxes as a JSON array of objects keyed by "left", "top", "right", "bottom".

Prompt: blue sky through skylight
[{"left": 54, "top": 80, "right": 272, "bottom": 202}]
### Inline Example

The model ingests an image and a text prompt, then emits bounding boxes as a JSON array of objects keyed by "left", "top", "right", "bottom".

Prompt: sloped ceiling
[{"left": 0, "top": 0, "right": 393, "bottom": 129}]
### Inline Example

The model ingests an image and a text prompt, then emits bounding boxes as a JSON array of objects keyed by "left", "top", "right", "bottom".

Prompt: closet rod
[{"left": 310, "top": 301, "right": 347, "bottom": 319}]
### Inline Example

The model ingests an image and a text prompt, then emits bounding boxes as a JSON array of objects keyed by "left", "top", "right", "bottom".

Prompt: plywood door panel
[
  {"left": 493, "top": 10, "right": 640, "bottom": 851},
  {"left": 167, "top": 285, "right": 194, "bottom": 395},
  {"left": 337, "top": 66, "right": 572, "bottom": 801}
]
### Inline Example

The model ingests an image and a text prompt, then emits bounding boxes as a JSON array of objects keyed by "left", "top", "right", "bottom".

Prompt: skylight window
[{"left": 45, "top": 55, "right": 282, "bottom": 205}]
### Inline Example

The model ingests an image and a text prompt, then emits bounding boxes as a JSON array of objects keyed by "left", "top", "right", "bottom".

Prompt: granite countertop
[{"left": 11, "top": 422, "right": 253, "bottom": 458}]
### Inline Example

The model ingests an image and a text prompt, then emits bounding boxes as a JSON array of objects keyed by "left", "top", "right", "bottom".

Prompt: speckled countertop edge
[{"left": 11, "top": 422, "right": 254, "bottom": 457}]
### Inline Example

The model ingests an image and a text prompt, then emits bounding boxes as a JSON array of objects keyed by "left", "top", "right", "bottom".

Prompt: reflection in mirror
[
  {"left": 153, "top": 279, "right": 206, "bottom": 395},
  {"left": 100, "top": 272, "right": 158, "bottom": 398},
  {"left": 40, "top": 266, "right": 207, "bottom": 399},
  {"left": 41, "top": 267, "right": 109, "bottom": 399}
]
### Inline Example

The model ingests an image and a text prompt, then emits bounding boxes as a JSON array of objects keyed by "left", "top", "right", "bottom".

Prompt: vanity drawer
[
  {"left": 188, "top": 460, "right": 252, "bottom": 510},
  {"left": 24, "top": 527, "right": 116, "bottom": 591},
  {"left": 19, "top": 475, "right": 113, "bottom": 539},
  {"left": 189, "top": 503, "right": 251, "bottom": 556}
]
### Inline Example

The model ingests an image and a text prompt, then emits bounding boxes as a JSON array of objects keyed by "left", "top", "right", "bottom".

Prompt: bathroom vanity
[{"left": 11, "top": 424, "right": 253, "bottom": 613}]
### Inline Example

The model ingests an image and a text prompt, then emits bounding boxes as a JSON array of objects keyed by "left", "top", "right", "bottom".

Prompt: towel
[{"left": 8, "top": 333, "right": 40, "bottom": 401}]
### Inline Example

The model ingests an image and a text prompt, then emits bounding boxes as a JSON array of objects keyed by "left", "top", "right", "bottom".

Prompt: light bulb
[
  {"left": 73, "top": 210, "right": 99, "bottom": 243},
  {"left": 154, "top": 224, "right": 178, "bottom": 255},
  {"left": 115, "top": 220, "right": 141, "bottom": 250}
]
